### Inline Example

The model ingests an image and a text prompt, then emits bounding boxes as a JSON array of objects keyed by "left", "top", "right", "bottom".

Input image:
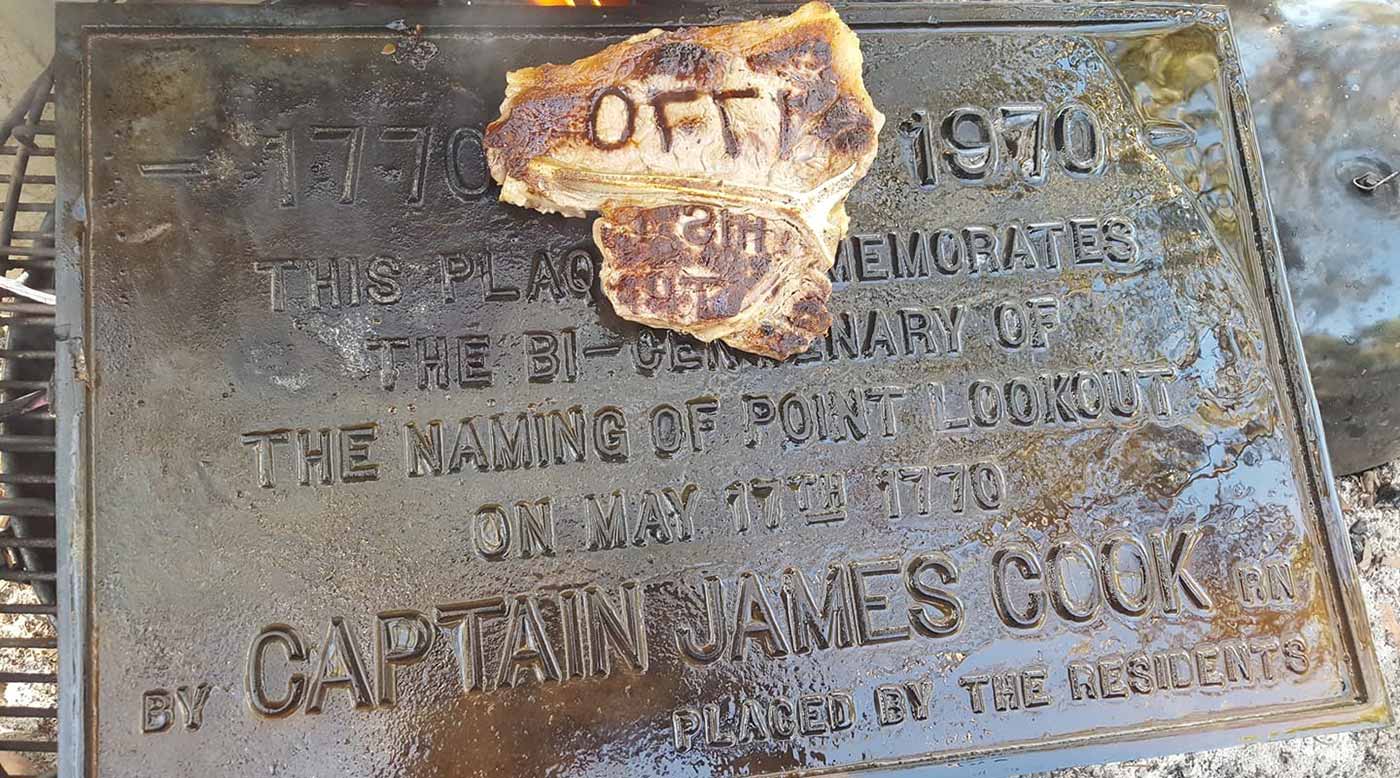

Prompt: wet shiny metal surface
[
  {"left": 1225, "top": 0, "right": 1400, "bottom": 474},
  {"left": 53, "top": 3, "right": 1387, "bottom": 777}
]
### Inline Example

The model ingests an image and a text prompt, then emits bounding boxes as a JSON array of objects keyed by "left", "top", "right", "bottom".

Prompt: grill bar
[
  {"left": 0, "top": 245, "right": 55, "bottom": 257},
  {"left": 0, "top": 175, "right": 55, "bottom": 186},
  {"left": 0, "top": 569, "right": 55, "bottom": 582},
  {"left": 0, "top": 706, "right": 57, "bottom": 719},
  {"left": 0, "top": 602, "right": 56, "bottom": 615},
  {"left": 0, "top": 436, "right": 55, "bottom": 453},
  {"left": 0, "top": 739, "right": 57, "bottom": 753},
  {"left": 0, "top": 498, "right": 55, "bottom": 516},
  {"left": 0, "top": 638, "right": 55, "bottom": 650},
  {"left": 0, "top": 146, "right": 55, "bottom": 157},
  {"left": 0, "top": 473, "right": 54, "bottom": 485},
  {"left": 0, "top": 670, "right": 55, "bottom": 683},
  {"left": 0, "top": 537, "right": 56, "bottom": 549},
  {"left": 0, "top": 48, "right": 61, "bottom": 778}
]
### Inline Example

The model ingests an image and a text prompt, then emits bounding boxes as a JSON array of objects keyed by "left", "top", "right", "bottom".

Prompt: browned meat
[{"left": 484, "top": 1, "right": 883, "bottom": 359}]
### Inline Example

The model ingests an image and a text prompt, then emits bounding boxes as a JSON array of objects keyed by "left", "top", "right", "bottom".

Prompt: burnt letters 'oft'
[{"left": 485, "top": 2, "right": 884, "bottom": 358}]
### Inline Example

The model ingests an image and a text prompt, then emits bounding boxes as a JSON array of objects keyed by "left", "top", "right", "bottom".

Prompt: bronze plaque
[{"left": 54, "top": 3, "right": 1389, "bottom": 776}]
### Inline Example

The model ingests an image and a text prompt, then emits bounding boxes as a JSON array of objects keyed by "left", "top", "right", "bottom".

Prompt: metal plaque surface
[{"left": 54, "top": 3, "right": 1389, "bottom": 776}]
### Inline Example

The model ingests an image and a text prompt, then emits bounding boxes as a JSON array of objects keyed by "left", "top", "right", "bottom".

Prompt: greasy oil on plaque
[{"left": 484, "top": 1, "right": 883, "bottom": 358}]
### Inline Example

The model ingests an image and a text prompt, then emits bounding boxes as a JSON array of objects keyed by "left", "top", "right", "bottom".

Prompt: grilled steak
[{"left": 484, "top": 1, "right": 883, "bottom": 358}]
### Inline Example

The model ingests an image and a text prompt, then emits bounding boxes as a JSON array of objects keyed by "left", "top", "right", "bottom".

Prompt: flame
[{"left": 528, "top": 0, "right": 625, "bottom": 6}]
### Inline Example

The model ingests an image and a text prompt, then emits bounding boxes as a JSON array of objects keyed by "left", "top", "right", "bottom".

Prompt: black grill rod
[
  {"left": 0, "top": 66, "right": 52, "bottom": 270},
  {"left": 0, "top": 64, "right": 50, "bottom": 147}
]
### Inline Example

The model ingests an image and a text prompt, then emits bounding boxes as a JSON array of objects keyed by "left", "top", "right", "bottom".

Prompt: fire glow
[{"left": 529, "top": 0, "right": 627, "bottom": 6}]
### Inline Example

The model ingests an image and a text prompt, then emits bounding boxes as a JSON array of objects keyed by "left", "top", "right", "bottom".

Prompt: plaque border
[{"left": 53, "top": 3, "right": 1390, "bottom": 776}]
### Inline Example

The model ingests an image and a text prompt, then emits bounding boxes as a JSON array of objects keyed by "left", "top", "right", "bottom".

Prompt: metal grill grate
[{"left": 0, "top": 54, "right": 59, "bottom": 777}]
